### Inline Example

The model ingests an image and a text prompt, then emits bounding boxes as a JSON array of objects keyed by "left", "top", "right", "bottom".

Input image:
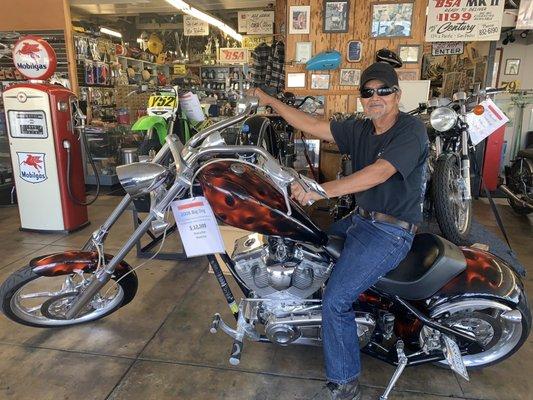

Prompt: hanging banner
[
  {"left": 183, "top": 15, "right": 209, "bottom": 36},
  {"left": 517, "top": 0, "right": 533, "bottom": 29},
  {"left": 425, "top": 0, "right": 505, "bottom": 42},
  {"left": 238, "top": 10, "right": 274, "bottom": 34},
  {"left": 432, "top": 42, "right": 464, "bottom": 56},
  {"left": 246, "top": 11, "right": 274, "bottom": 34},
  {"left": 219, "top": 48, "right": 248, "bottom": 64}
]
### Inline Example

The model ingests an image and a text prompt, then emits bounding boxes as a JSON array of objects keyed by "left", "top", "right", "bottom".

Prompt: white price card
[
  {"left": 170, "top": 197, "right": 225, "bottom": 258},
  {"left": 466, "top": 98, "right": 509, "bottom": 146}
]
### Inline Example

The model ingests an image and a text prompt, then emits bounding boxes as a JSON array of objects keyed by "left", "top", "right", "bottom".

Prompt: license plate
[
  {"left": 148, "top": 95, "right": 176, "bottom": 108},
  {"left": 442, "top": 334, "right": 469, "bottom": 381}
]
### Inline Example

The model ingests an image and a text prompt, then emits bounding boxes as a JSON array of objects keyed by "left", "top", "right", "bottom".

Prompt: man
[{"left": 250, "top": 62, "right": 428, "bottom": 400}]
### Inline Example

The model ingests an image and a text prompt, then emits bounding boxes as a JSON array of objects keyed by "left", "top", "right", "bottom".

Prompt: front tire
[
  {"left": 431, "top": 299, "right": 530, "bottom": 369},
  {"left": 433, "top": 154, "right": 472, "bottom": 245},
  {"left": 0, "top": 265, "right": 137, "bottom": 327}
]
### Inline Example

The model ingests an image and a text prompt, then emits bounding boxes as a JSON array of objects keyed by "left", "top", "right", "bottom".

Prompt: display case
[{"left": 200, "top": 65, "right": 250, "bottom": 99}]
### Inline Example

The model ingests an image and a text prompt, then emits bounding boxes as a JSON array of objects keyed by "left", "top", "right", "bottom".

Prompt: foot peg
[
  {"left": 209, "top": 313, "right": 245, "bottom": 366},
  {"left": 380, "top": 340, "right": 408, "bottom": 400}
]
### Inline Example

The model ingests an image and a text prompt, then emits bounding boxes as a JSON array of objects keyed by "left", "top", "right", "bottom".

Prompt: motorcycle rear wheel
[
  {"left": 433, "top": 154, "right": 472, "bottom": 245},
  {"left": 508, "top": 198, "right": 533, "bottom": 215},
  {"left": 0, "top": 265, "right": 135, "bottom": 327},
  {"left": 431, "top": 299, "right": 530, "bottom": 369}
]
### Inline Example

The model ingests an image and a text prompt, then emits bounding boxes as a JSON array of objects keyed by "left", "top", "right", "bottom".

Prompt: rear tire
[
  {"left": 0, "top": 265, "right": 137, "bottom": 328},
  {"left": 433, "top": 154, "right": 472, "bottom": 245},
  {"left": 431, "top": 299, "right": 530, "bottom": 369}
]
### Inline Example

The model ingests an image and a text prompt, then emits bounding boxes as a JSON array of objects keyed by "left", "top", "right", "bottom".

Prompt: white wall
[{"left": 495, "top": 36, "right": 533, "bottom": 163}]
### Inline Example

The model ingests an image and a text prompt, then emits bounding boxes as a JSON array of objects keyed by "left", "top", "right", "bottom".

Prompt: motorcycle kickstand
[{"left": 380, "top": 340, "right": 408, "bottom": 400}]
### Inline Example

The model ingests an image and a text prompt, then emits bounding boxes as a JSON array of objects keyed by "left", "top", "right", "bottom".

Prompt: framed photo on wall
[
  {"left": 289, "top": 6, "right": 311, "bottom": 34},
  {"left": 311, "top": 74, "right": 330, "bottom": 89},
  {"left": 295, "top": 42, "right": 313, "bottom": 63},
  {"left": 347, "top": 40, "right": 362, "bottom": 62},
  {"left": 505, "top": 59, "right": 520, "bottom": 75},
  {"left": 398, "top": 45, "right": 420, "bottom": 63},
  {"left": 287, "top": 72, "right": 307, "bottom": 88},
  {"left": 371, "top": 2, "right": 414, "bottom": 38},
  {"left": 323, "top": 0, "right": 350, "bottom": 33},
  {"left": 396, "top": 69, "right": 419, "bottom": 81},
  {"left": 339, "top": 69, "right": 361, "bottom": 85}
]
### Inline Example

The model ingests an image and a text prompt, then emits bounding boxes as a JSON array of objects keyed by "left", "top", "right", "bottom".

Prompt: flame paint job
[
  {"left": 30, "top": 251, "right": 133, "bottom": 277},
  {"left": 430, "top": 247, "right": 525, "bottom": 307},
  {"left": 197, "top": 161, "right": 328, "bottom": 245}
]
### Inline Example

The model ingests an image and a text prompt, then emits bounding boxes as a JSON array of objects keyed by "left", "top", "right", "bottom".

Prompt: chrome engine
[
  {"left": 231, "top": 233, "right": 376, "bottom": 347},
  {"left": 232, "top": 233, "right": 333, "bottom": 300}
]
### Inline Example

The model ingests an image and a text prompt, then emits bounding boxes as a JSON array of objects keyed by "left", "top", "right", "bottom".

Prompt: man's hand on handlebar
[
  {"left": 246, "top": 87, "right": 272, "bottom": 107},
  {"left": 290, "top": 182, "right": 324, "bottom": 206}
]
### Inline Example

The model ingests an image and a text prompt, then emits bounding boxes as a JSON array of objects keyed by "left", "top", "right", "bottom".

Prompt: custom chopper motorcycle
[{"left": 0, "top": 97, "right": 530, "bottom": 399}]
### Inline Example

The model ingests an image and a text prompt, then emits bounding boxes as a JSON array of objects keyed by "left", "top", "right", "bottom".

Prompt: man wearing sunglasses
[{"left": 250, "top": 62, "right": 428, "bottom": 400}]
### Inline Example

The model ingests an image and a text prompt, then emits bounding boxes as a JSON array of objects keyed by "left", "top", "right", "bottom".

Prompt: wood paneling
[{"left": 279, "top": 0, "right": 427, "bottom": 117}]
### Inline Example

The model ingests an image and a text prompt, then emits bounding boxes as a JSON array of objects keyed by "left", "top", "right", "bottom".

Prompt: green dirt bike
[{"left": 129, "top": 85, "right": 210, "bottom": 155}]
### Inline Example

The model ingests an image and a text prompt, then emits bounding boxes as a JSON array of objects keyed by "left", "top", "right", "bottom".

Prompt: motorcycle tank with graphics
[{"left": 196, "top": 160, "right": 328, "bottom": 245}]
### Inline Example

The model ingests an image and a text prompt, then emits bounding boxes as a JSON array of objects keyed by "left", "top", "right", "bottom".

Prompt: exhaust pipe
[{"left": 499, "top": 185, "right": 533, "bottom": 210}]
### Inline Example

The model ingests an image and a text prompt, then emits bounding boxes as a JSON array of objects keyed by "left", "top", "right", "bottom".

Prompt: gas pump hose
[{"left": 63, "top": 138, "right": 100, "bottom": 206}]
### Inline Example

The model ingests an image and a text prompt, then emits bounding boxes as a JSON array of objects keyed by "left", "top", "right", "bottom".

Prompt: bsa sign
[
  {"left": 425, "top": 0, "right": 505, "bottom": 42},
  {"left": 17, "top": 152, "right": 47, "bottom": 183},
  {"left": 12, "top": 36, "right": 57, "bottom": 80}
]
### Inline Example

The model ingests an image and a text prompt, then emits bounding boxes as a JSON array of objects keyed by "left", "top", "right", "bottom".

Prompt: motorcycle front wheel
[
  {"left": 0, "top": 265, "right": 137, "bottom": 327},
  {"left": 431, "top": 299, "right": 530, "bottom": 369},
  {"left": 433, "top": 153, "right": 472, "bottom": 245}
]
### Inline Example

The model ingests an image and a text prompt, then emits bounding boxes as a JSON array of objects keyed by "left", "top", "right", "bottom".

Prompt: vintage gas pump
[{"left": 2, "top": 36, "right": 89, "bottom": 232}]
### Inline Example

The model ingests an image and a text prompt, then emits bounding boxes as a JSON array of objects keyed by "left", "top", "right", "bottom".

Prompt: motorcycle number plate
[
  {"left": 442, "top": 334, "right": 470, "bottom": 381},
  {"left": 148, "top": 95, "right": 177, "bottom": 108}
]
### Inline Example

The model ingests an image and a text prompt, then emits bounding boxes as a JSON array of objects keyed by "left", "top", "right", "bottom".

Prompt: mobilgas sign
[
  {"left": 17, "top": 152, "right": 48, "bottom": 183},
  {"left": 12, "top": 36, "right": 57, "bottom": 80}
]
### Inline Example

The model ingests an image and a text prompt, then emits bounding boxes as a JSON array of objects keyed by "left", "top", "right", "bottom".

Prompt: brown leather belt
[{"left": 356, "top": 207, "right": 417, "bottom": 234}]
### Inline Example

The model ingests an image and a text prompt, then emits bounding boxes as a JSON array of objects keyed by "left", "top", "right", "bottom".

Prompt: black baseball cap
[{"left": 360, "top": 62, "right": 399, "bottom": 89}]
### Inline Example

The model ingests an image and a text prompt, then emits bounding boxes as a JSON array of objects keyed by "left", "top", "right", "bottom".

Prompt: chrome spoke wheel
[
  {"left": 10, "top": 273, "right": 124, "bottom": 326},
  {"left": 432, "top": 299, "right": 524, "bottom": 367}
]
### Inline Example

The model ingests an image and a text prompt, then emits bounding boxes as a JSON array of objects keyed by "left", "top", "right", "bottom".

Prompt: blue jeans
[{"left": 323, "top": 214, "right": 414, "bottom": 384}]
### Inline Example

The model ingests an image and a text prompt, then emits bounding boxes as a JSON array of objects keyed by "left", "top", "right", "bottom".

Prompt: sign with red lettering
[
  {"left": 426, "top": 0, "right": 505, "bottom": 42},
  {"left": 218, "top": 48, "right": 248, "bottom": 64},
  {"left": 12, "top": 36, "right": 57, "bottom": 80}
]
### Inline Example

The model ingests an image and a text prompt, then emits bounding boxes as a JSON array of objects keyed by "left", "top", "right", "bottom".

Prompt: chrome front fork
[{"left": 460, "top": 127, "right": 472, "bottom": 201}]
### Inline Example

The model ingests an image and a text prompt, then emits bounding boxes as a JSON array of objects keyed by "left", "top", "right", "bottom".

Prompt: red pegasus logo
[
  {"left": 16, "top": 42, "right": 41, "bottom": 62},
  {"left": 21, "top": 154, "right": 43, "bottom": 171}
]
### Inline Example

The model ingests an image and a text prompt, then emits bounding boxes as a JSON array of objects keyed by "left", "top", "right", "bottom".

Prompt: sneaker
[{"left": 326, "top": 379, "right": 362, "bottom": 400}]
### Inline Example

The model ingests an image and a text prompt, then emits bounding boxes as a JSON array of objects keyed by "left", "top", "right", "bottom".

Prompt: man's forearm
[
  {"left": 267, "top": 97, "right": 333, "bottom": 142},
  {"left": 322, "top": 160, "right": 396, "bottom": 198}
]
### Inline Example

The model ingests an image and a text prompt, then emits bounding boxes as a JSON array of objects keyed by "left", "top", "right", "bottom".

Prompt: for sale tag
[
  {"left": 170, "top": 197, "right": 225, "bottom": 258},
  {"left": 466, "top": 98, "right": 509, "bottom": 146}
]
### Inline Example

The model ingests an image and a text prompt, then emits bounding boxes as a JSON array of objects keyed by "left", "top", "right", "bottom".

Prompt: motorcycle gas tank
[{"left": 197, "top": 160, "right": 328, "bottom": 245}]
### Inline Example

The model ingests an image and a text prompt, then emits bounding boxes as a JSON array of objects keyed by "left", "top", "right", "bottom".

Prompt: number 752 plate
[{"left": 148, "top": 95, "right": 177, "bottom": 108}]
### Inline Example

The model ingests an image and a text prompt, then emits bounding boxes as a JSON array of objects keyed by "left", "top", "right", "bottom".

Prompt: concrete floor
[{"left": 0, "top": 196, "right": 531, "bottom": 400}]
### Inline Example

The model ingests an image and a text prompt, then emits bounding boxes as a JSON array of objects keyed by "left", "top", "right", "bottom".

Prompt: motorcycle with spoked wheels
[{"left": 0, "top": 97, "right": 529, "bottom": 399}]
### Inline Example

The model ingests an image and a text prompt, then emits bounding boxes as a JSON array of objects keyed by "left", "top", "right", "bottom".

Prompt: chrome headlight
[
  {"left": 430, "top": 107, "right": 457, "bottom": 132},
  {"left": 116, "top": 162, "right": 169, "bottom": 198}
]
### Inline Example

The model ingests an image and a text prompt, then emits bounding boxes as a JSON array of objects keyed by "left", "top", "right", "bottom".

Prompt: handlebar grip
[
  {"left": 485, "top": 87, "right": 505, "bottom": 94},
  {"left": 229, "top": 338, "right": 243, "bottom": 365}
]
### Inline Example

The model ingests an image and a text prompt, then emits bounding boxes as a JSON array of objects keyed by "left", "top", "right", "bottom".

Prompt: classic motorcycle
[
  {"left": 0, "top": 97, "right": 530, "bottom": 399},
  {"left": 499, "top": 147, "right": 533, "bottom": 215}
]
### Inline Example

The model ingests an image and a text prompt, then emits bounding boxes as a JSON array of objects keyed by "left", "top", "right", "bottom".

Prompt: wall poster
[
  {"left": 183, "top": 15, "right": 209, "bottom": 36},
  {"left": 425, "top": 0, "right": 505, "bottom": 42}
]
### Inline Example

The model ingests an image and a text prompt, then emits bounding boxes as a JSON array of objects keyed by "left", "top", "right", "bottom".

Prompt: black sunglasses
[{"left": 360, "top": 86, "right": 398, "bottom": 99}]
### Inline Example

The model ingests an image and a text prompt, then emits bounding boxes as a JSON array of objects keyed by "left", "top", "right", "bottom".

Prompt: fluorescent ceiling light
[
  {"left": 166, "top": 0, "right": 242, "bottom": 42},
  {"left": 100, "top": 27, "right": 122, "bottom": 38}
]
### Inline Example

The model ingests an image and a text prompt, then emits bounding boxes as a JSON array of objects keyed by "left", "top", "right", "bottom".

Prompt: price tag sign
[
  {"left": 219, "top": 48, "right": 248, "bottom": 64},
  {"left": 170, "top": 197, "right": 225, "bottom": 258},
  {"left": 173, "top": 64, "right": 187, "bottom": 75},
  {"left": 466, "top": 98, "right": 509, "bottom": 145}
]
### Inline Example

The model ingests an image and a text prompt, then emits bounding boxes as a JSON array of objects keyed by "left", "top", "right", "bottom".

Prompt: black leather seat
[
  {"left": 517, "top": 148, "right": 533, "bottom": 160},
  {"left": 325, "top": 233, "right": 467, "bottom": 301}
]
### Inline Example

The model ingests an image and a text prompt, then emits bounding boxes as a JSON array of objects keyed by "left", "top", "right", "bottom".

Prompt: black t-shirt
[{"left": 330, "top": 112, "right": 429, "bottom": 224}]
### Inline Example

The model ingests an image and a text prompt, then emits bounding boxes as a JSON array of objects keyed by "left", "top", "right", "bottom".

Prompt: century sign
[
  {"left": 12, "top": 36, "right": 57, "bottom": 80},
  {"left": 425, "top": 0, "right": 505, "bottom": 42}
]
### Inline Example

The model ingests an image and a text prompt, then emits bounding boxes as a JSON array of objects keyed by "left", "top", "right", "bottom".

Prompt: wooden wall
[{"left": 278, "top": 0, "right": 427, "bottom": 118}]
